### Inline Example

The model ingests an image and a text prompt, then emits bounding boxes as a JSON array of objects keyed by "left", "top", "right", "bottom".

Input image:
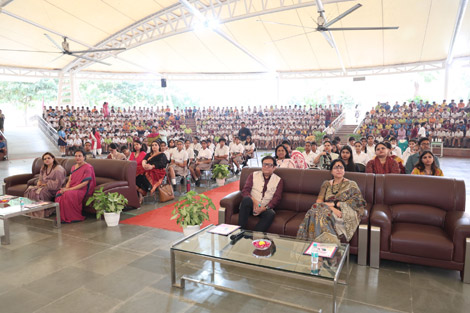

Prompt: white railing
[
  {"left": 36, "top": 115, "right": 59, "bottom": 147},
  {"left": 324, "top": 111, "right": 345, "bottom": 134}
]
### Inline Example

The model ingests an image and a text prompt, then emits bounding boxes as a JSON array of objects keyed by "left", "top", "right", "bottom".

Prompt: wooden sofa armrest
[
  {"left": 219, "top": 191, "right": 243, "bottom": 224},
  {"left": 370, "top": 203, "right": 393, "bottom": 252},
  {"left": 445, "top": 211, "right": 470, "bottom": 263}
]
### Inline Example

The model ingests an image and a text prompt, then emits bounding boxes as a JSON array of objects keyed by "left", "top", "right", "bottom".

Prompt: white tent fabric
[{"left": 0, "top": 0, "right": 469, "bottom": 75}]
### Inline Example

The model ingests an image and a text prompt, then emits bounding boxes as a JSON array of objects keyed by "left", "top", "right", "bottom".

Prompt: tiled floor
[{"left": 1, "top": 126, "right": 470, "bottom": 313}]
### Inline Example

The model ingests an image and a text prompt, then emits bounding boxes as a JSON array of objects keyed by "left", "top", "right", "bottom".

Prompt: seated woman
[
  {"left": 339, "top": 146, "right": 357, "bottom": 172},
  {"left": 55, "top": 149, "right": 96, "bottom": 223},
  {"left": 130, "top": 140, "right": 148, "bottom": 202},
  {"left": 137, "top": 141, "right": 168, "bottom": 199},
  {"left": 411, "top": 150, "right": 444, "bottom": 176},
  {"left": 24, "top": 152, "right": 66, "bottom": 217},
  {"left": 365, "top": 142, "right": 400, "bottom": 174},
  {"left": 282, "top": 140, "right": 307, "bottom": 169},
  {"left": 297, "top": 159, "right": 366, "bottom": 244},
  {"left": 107, "top": 143, "right": 126, "bottom": 160},
  {"left": 274, "top": 144, "right": 295, "bottom": 168}
]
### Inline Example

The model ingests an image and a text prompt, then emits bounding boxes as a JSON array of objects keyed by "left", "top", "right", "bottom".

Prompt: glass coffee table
[
  {"left": 171, "top": 225, "right": 349, "bottom": 313},
  {"left": 0, "top": 196, "right": 60, "bottom": 245}
]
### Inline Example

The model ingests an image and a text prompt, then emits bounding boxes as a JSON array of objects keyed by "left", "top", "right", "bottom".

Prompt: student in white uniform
[{"left": 229, "top": 137, "right": 244, "bottom": 174}]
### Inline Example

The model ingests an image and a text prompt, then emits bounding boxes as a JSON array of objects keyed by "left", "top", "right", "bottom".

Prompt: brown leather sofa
[
  {"left": 219, "top": 167, "right": 374, "bottom": 266},
  {"left": 369, "top": 174, "right": 470, "bottom": 282},
  {"left": 3, "top": 157, "right": 140, "bottom": 212}
]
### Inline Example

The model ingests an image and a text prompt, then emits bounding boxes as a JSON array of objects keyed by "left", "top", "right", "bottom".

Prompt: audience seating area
[
  {"left": 220, "top": 167, "right": 470, "bottom": 282},
  {"left": 3, "top": 157, "right": 140, "bottom": 213},
  {"left": 358, "top": 100, "right": 470, "bottom": 148}
]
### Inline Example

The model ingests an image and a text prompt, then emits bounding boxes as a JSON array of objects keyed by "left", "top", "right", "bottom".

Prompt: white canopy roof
[{"left": 0, "top": 0, "right": 469, "bottom": 76}]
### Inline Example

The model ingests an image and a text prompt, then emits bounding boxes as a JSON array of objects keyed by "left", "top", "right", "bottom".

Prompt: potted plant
[
  {"left": 211, "top": 164, "right": 230, "bottom": 186},
  {"left": 170, "top": 191, "right": 216, "bottom": 236},
  {"left": 85, "top": 187, "right": 128, "bottom": 227}
]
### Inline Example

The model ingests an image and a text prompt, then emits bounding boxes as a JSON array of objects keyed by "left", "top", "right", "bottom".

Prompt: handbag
[{"left": 158, "top": 183, "right": 175, "bottom": 202}]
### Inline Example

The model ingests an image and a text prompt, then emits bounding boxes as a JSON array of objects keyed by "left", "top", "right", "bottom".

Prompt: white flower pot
[
  {"left": 216, "top": 178, "right": 225, "bottom": 187},
  {"left": 183, "top": 224, "right": 201, "bottom": 237},
  {"left": 104, "top": 212, "right": 120, "bottom": 227}
]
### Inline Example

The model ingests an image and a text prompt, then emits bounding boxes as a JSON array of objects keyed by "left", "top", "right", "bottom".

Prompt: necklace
[
  {"left": 45, "top": 166, "right": 53, "bottom": 176},
  {"left": 330, "top": 178, "right": 344, "bottom": 195}
]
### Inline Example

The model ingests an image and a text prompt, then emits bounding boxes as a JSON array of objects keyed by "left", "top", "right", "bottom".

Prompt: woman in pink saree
[{"left": 55, "top": 149, "right": 96, "bottom": 223}]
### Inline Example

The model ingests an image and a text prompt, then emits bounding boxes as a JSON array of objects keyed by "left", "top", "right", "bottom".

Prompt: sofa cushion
[
  {"left": 391, "top": 223, "right": 453, "bottom": 261},
  {"left": 7, "top": 184, "right": 28, "bottom": 196},
  {"left": 284, "top": 213, "right": 305, "bottom": 237},
  {"left": 229, "top": 209, "right": 297, "bottom": 234},
  {"left": 391, "top": 204, "right": 446, "bottom": 227}
]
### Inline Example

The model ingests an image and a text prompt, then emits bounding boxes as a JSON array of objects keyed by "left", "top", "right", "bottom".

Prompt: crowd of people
[{"left": 358, "top": 99, "right": 470, "bottom": 148}]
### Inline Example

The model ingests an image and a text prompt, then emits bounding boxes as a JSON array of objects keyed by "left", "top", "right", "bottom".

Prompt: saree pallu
[
  {"left": 55, "top": 163, "right": 96, "bottom": 223},
  {"left": 297, "top": 180, "right": 366, "bottom": 243},
  {"left": 290, "top": 151, "right": 308, "bottom": 169}
]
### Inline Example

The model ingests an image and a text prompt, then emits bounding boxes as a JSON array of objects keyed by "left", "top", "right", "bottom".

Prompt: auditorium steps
[
  {"left": 185, "top": 117, "right": 197, "bottom": 133},
  {"left": 334, "top": 124, "right": 358, "bottom": 143}
]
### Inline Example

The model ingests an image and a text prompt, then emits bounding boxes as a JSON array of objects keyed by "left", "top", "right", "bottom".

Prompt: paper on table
[
  {"left": 303, "top": 242, "right": 338, "bottom": 258},
  {"left": 208, "top": 224, "right": 241, "bottom": 236}
]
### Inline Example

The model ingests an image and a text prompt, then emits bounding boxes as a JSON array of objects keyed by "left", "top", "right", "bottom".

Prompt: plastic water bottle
[
  {"left": 186, "top": 176, "right": 191, "bottom": 192},
  {"left": 311, "top": 242, "right": 319, "bottom": 264},
  {"left": 20, "top": 198, "right": 25, "bottom": 210}
]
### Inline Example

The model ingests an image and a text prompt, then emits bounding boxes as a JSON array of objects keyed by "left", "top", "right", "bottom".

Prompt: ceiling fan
[
  {"left": 259, "top": 0, "right": 399, "bottom": 72},
  {"left": 0, "top": 34, "right": 126, "bottom": 66}
]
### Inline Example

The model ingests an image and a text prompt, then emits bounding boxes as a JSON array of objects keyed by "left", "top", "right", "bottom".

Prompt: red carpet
[{"left": 120, "top": 181, "right": 239, "bottom": 232}]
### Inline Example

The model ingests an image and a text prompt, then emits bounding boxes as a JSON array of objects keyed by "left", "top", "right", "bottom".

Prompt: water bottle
[
  {"left": 311, "top": 242, "right": 319, "bottom": 264},
  {"left": 20, "top": 198, "right": 25, "bottom": 210},
  {"left": 186, "top": 176, "right": 191, "bottom": 192}
]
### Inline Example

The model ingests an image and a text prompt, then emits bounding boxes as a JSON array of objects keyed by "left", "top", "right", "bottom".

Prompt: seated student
[
  {"left": 107, "top": 143, "right": 126, "bottom": 160},
  {"left": 339, "top": 146, "right": 357, "bottom": 172},
  {"left": 238, "top": 156, "right": 283, "bottom": 232},
  {"left": 297, "top": 159, "right": 366, "bottom": 244},
  {"left": 275, "top": 144, "right": 295, "bottom": 168},
  {"left": 213, "top": 138, "right": 230, "bottom": 165},
  {"left": 191, "top": 140, "right": 213, "bottom": 186},
  {"left": 389, "top": 137, "right": 402, "bottom": 158},
  {"left": 365, "top": 142, "right": 400, "bottom": 174},
  {"left": 402, "top": 138, "right": 417, "bottom": 164},
  {"left": 405, "top": 137, "right": 440, "bottom": 174},
  {"left": 314, "top": 141, "right": 338, "bottom": 170},
  {"left": 229, "top": 137, "right": 244, "bottom": 174},
  {"left": 191, "top": 137, "right": 202, "bottom": 154},
  {"left": 411, "top": 150, "right": 444, "bottom": 176},
  {"left": 83, "top": 141, "right": 95, "bottom": 159},
  {"left": 121, "top": 145, "right": 130, "bottom": 160},
  {"left": 169, "top": 139, "right": 188, "bottom": 189},
  {"left": 384, "top": 141, "right": 405, "bottom": 174},
  {"left": 184, "top": 139, "right": 195, "bottom": 170},
  {"left": 242, "top": 136, "right": 255, "bottom": 167},
  {"left": 283, "top": 140, "right": 307, "bottom": 169},
  {"left": 302, "top": 141, "right": 318, "bottom": 168},
  {"left": 0, "top": 136, "right": 7, "bottom": 160},
  {"left": 352, "top": 141, "right": 369, "bottom": 166}
]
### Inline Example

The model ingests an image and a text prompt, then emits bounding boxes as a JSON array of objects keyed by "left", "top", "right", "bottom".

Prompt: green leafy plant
[
  {"left": 347, "top": 133, "right": 362, "bottom": 141},
  {"left": 171, "top": 191, "right": 216, "bottom": 227},
  {"left": 296, "top": 147, "right": 305, "bottom": 153},
  {"left": 85, "top": 188, "right": 128, "bottom": 219},
  {"left": 261, "top": 152, "right": 272, "bottom": 158},
  {"left": 211, "top": 164, "right": 230, "bottom": 179},
  {"left": 313, "top": 131, "right": 326, "bottom": 144}
]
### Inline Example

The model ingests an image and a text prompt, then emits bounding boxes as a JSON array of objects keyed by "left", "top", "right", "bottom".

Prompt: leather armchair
[{"left": 370, "top": 174, "right": 470, "bottom": 282}]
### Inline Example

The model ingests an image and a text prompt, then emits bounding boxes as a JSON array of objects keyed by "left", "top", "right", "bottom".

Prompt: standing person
[
  {"left": 103, "top": 102, "right": 109, "bottom": 118},
  {"left": 297, "top": 159, "right": 366, "bottom": 243},
  {"left": 55, "top": 149, "right": 96, "bottom": 223},
  {"left": 364, "top": 135, "right": 376, "bottom": 160},
  {"left": 57, "top": 127, "right": 67, "bottom": 157},
  {"left": 418, "top": 122, "right": 427, "bottom": 138},
  {"left": 0, "top": 109, "right": 4, "bottom": 132},
  {"left": 238, "top": 122, "right": 252, "bottom": 143},
  {"left": 90, "top": 128, "right": 102, "bottom": 156},
  {"left": 238, "top": 156, "right": 283, "bottom": 232},
  {"left": 365, "top": 142, "right": 400, "bottom": 174},
  {"left": 411, "top": 151, "right": 444, "bottom": 176},
  {"left": 24, "top": 152, "right": 66, "bottom": 217}
]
